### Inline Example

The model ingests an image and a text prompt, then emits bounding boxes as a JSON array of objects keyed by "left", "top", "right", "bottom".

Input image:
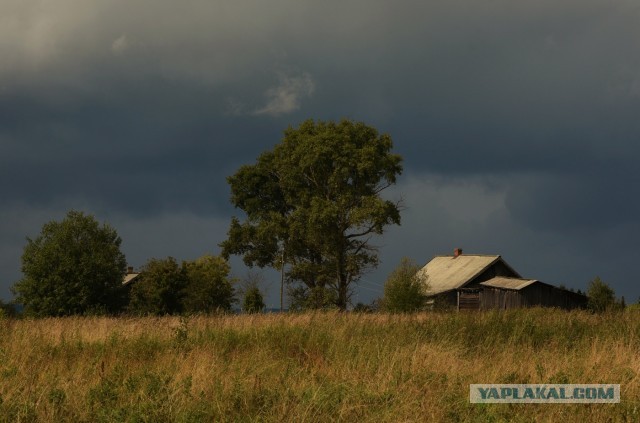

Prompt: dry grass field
[{"left": 0, "top": 309, "right": 638, "bottom": 422}]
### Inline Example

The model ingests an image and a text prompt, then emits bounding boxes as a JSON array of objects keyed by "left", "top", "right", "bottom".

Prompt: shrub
[
  {"left": 586, "top": 276, "right": 617, "bottom": 312},
  {"left": 382, "top": 257, "right": 427, "bottom": 313},
  {"left": 243, "top": 287, "right": 265, "bottom": 314}
]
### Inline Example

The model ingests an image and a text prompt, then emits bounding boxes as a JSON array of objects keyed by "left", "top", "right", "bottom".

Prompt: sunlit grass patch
[{"left": 0, "top": 309, "right": 638, "bottom": 422}]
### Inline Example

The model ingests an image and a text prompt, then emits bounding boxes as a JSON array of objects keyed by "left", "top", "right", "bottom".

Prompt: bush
[
  {"left": 586, "top": 276, "right": 618, "bottom": 312},
  {"left": 0, "top": 299, "right": 15, "bottom": 318},
  {"left": 243, "top": 287, "right": 265, "bottom": 314},
  {"left": 382, "top": 257, "right": 427, "bottom": 313}
]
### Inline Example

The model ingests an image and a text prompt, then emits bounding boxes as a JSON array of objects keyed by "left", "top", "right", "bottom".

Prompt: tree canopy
[
  {"left": 183, "top": 255, "right": 236, "bottom": 313},
  {"left": 12, "top": 210, "right": 127, "bottom": 316},
  {"left": 127, "top": 255, "right": 236, "bottom": 315},
  {"left": 221, "top": 119, "right": 403, "bottom": 310},
  {"left": 127, "top": 257, "right": 187, "bottom": 315}
]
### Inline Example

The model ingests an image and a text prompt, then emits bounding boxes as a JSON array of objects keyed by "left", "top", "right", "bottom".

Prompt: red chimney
[
  {"left": 454, "top": 248, "right": 463, "bottom": 258},
  {"left": 127, "top": 266, "right": 134, "bottom": 274}
]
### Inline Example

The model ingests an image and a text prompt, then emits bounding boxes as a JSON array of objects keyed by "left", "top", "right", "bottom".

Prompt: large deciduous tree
[
  {"left": 221, "top": 119, "right": 403, "bottom": 310},
  {"left": 12, "top": 210, "right": 127, "bottom": 316}
]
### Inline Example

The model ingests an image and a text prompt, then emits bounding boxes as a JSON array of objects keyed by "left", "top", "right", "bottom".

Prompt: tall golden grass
[{"left": 0, "top": 309, "right": 638, "bottom": 422}]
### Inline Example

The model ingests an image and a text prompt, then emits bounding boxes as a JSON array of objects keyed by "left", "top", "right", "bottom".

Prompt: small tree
[
  {"left": 238, "top": 271, "right": 266, "bottom": 313},
  {"left": 586, "top": 276, "right": 616, "bottom": 312},
  {"left": 128, "top": 257, "right": 187, "bottom": 315},
  {"left": 382, "top": 257, "right": 426, "bottom": 313},
  {"left": 183, "top": 255, "right": 236, "bottom": 313},
  {"left": 12, "top": 210, "right": 127, "bottom": 316},
  {"left": 243, "top": 287, "right": 265, "bottom": 313}
]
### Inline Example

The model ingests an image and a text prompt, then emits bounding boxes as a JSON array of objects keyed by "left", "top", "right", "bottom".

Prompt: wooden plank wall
[
  {"left": 479, "top": 284, "right": 587, "bottom": 310},
  {"left": 458, "top": 291, "right": 480, "bottom": 311}
]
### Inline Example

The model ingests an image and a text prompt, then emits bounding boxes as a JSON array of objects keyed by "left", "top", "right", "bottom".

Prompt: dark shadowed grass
[{"left": 0, "top": 309, "right": 638, "bottom": 422}]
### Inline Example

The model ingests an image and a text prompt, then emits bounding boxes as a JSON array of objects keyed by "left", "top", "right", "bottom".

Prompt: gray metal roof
[
  {"left": 418, "top": 254, "right": 502, "bottom": 295},
  {"left": 480, "top": 277, "right": 538, "bottom": 290}
]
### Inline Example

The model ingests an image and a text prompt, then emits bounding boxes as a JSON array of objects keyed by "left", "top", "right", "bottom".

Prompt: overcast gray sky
[{"left": 2, "top": 0, "right": 640, "bottom": 306}]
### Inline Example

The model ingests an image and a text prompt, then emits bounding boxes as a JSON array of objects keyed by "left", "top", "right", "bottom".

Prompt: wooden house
[{"left": 418, "top": 249, "right": 587, "bottom": 310}]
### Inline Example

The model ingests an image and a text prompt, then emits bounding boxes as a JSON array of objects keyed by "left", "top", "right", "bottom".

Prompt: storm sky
[{"left": 2, "top": 0, "right": 640, "bottom": 306}]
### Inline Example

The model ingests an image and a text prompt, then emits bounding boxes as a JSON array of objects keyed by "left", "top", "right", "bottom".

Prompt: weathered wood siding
[
  {"left": 431, "top": 261, "right": 521, "bottom": 308},
  {"left": 458, "top": 290, "right": 480, "bottom": 311},
  {"left": 479, "top": 283, "right": 587, "bottom": 310},
  {"left": 430, "top": 290, "right": 458, "bottom": 309},
  {"left": 479, "top": 287, "right": 525, "bottom": 309}
]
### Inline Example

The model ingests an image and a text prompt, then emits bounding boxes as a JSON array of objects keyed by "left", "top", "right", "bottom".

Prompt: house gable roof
[
  {"left": 418, "top": 254, "right": 520, "bottom": 295},
  {"left": 480, "top": 277, "right": 538, "bottom": 291}
]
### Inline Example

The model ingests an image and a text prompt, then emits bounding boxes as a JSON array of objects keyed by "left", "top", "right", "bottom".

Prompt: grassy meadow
[{"left": 0, "top": 309, "right": 638, "bottom": 422}]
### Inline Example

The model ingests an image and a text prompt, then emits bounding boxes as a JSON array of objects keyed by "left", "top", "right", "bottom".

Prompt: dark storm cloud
[
  {"left": 0, "top": 74, "right": 287, "bottom": 215},
  {"left": 505, "top": 169, "right": 640, "bottom": 233},
  {"left": 2, "top": 0, "right": 640, "bottom": 302}
]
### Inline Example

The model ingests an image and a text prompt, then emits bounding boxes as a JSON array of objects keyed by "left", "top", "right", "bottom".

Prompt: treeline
[
  {"left": 5, "top": 209, "right": 632, "bottom": 317},
  {"left": 9, "top": 211, "right": 263, "bottom": 317},
  {"left": 7, "top": 119, "right": 405, "bottom": 315},
  {"left": 126, "top": 255, "right": 236, "bottom": 315},
  {"left": 6, "top": 209, "right": 631, "bottom": 318}
]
